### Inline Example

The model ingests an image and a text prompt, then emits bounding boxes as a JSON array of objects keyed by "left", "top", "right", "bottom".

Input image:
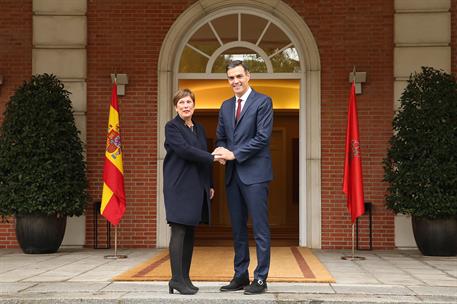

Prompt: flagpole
[
  {"left": 104, "top": 226, "right": 127, "bottom": 259},
  {"left": 351, "top": 223, "right": 354, "bottom": 258},
  {"left": 114, "top": 226, "right": 118, "bottom": 256},
  {"left": 102, "top": 79, "right": 127, "bottom": 260},
  {"left": 352, "top": 65, "right": 356, "bottom": 83},
  {"left": 342, "top": 223, "right": 365, "bottom": 261},
  {"left": 342, "top": 66, "right": 365, "bottom": 261}
]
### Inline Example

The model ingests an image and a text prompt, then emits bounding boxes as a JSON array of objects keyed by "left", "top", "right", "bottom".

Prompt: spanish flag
[{"left": 101, "top": 82, "right": 126, "bottom": 226}]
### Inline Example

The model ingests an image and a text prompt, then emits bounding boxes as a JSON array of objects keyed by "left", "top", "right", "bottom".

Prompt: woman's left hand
[{"left": 210, "top": 188, "right": 215, "bottom": 199}]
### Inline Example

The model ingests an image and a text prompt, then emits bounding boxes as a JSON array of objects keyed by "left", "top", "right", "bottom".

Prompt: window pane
[
  {"left": 258, "top": 23, "right": 290, "bottom": 56},
  {"left": 179, "top": 46, "right": 208, "bottom": 73},
  {"left": 188, "top": 23, "right": 220, "bottom": 56},
  {"left": 211, "top": 14, "right": 238, "bottom": 44},
  {"left": 271, "top": 47, "right": 301, "bottom": 72},
  {"left": 212, "top": 47, "right": 267, "bottom": 73},
  {"left": 241, "top": 14, "right": 268, "bottom": 44}
]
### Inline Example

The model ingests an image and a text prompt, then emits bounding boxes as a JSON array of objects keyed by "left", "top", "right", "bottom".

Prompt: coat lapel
[{"left": 173, "top": 115, "right": 198, "bottom": 146}]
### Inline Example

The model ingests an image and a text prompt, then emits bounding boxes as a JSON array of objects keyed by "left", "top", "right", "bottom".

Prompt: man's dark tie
[{"left": 236, "top": 98, "right": 242, "bottom": 123}]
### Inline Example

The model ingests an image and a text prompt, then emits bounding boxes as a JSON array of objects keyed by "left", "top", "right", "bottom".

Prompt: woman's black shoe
[
  {"left": 169, "top": 280, "right": 197, "bottom": 295},
  {"left": 185, "top": 277, "right": 199, "bottom": 291}
]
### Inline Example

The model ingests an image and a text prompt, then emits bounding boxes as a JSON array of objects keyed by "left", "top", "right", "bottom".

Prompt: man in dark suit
[{"left": 213, "top": 60, "right": 273, "bottom": 295}]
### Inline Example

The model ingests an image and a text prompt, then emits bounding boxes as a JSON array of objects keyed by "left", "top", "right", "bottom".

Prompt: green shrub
[
  {"left": 383, "top": 67, "right": 457, "bottom": 219},
  {"left": 0, "top": 74, "right": 88, "bottom": 217}
]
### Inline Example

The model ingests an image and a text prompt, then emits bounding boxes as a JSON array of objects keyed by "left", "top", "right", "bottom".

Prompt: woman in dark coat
[{"left": 163, "top": 88, "right": 221, "bottom": 295}]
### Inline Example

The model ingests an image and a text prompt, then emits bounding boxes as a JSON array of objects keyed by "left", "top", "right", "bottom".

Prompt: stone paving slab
[
  {"left": 22, "top": 282, "right": 110, "bottom": 293},
  {"left": 0, "top": 292, "right": 125, "bottom": 302},
  {"left": 408, "top": 285, "right": 457, "bottom": 297},
  {"left": 0, "top": 282, "right": 36, "bottom": 293},
  {"left": 331, "top": 284, "right": 414, "bottom": 295},
  {"left": 417, "top": 295, "right": 457, "bottom": 303}
]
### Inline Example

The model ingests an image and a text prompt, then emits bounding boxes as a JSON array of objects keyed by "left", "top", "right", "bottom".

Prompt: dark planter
[
  {"left": 15, "top": 214, "right": 67, "bottom": 254},
  {"left": 412, "top": 216, "right": 457, "bottom": 256}
]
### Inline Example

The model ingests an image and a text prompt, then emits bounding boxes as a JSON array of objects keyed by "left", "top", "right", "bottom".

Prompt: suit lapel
[
  {"left": 235, "top": 90, "right": 256, "bottom": 129},
  {"left": 228, "top": 96, "right": 236, "bottom": 131}
]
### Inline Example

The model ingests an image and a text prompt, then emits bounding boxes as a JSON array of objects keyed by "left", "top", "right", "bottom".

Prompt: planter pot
[
  {"left": 412, "top": 216, "right": 457, "bottom": 256},
  {"left": 15, "top": 214, "right": 67, "bottom": 254}
]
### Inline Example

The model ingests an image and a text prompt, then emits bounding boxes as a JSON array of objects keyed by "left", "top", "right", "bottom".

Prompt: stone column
[
  {"left": 393, "top": 0, "right": 451, "bottom": 248},
  {"left": 33, "top": 0, "right": 87, "bottom": 247}
]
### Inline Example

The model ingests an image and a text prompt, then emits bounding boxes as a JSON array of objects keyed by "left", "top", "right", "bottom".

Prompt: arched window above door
[{"left": 178, "top": 13, "right": 300, "bottom": 74}]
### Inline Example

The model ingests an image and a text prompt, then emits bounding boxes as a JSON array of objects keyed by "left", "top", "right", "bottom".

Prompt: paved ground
[{"left": 0, "top": 247, "right": 456, "bottom": 303}]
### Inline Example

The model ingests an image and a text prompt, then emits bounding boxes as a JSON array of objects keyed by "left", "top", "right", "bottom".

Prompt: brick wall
[
  {"left": 1, "top": 0, "right": 396, "bottom": 249},
  {"left": 85, "top": 0, "right": 196, "bottom": 248},
  {"left": 0, "top": 0, "right": 32, "bottom": 248},
  {"left": 85, "top": 0, "right": 395, "bottom": 249},
  {"left": 286, "top": 0, "right": 395, "bottom": 249}
]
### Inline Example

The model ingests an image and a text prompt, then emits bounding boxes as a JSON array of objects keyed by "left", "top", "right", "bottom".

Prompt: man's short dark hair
[{"left": 226, "top": 60, "right": 250, "bottom": 73}]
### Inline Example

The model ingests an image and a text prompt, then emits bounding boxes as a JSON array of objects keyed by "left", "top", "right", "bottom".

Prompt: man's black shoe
[
  {"left": 220, "top": 275, "right": 250, "bottom": 292},
  {"left": 244, "top": 279, "right": 267, "bottom": 295}
]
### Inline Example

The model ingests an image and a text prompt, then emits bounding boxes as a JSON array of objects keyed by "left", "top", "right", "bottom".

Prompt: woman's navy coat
[{"left": 163, "top": 115, "right": 213, "bottom": 226}]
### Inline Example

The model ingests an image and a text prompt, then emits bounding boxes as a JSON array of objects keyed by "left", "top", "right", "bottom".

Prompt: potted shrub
[
  {"left": 383, "top": 67, "right": 457, "bottom": 256},
  {"left": 0, "top": 74, "right": 88, "bottom": 254}
]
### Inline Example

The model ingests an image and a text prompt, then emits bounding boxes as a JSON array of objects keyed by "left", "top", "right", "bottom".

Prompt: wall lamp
[
  {"left": 110, "top": 73, "right": 128, "bottom": 96},
  {"left": 348, "top": 71, "right": 366, "bottom": 95}
]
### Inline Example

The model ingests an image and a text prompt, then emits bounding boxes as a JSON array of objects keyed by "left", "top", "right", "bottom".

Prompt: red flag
[
  {"left": 343, "top": 82, "right": 365, "bottom": 223},
  {"left": 100, "top": 83, "right": 126, "bottom": 225}
]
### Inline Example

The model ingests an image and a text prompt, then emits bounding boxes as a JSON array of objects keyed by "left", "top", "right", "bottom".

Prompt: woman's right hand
[
  {"left": 213, "top": 154, "right": 226, "bottom": 165},
  {"left": 213, "top": 153, "right": 225, "bottom": 165}
]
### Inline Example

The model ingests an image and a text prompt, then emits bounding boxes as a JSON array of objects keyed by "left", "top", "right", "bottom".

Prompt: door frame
[{"left": 157, "top": 0, "right": 321, "bottom": 248}]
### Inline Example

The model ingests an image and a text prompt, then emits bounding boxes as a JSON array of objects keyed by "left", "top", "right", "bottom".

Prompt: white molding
[
  {"left": 177, "top": 73, "right": 301, "bottom": 79},
  {"left": 157, "top": 0, "right": 321, "bottom": 248},
  {"left": 206, "top": 41, "right": 273, "bottom": 73}
]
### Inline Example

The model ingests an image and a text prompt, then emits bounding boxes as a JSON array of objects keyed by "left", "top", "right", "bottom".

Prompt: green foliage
[
  {"left": 383, "top": 67, "right": 457, "bottom": 219},
  {"left": 0, "top": 74, "right": 88, "bottom": 217}
]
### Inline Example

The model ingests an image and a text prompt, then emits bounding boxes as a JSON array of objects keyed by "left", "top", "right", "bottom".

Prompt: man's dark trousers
[{"left": 227, "top": 165, "right": 270, "bottom": 281}]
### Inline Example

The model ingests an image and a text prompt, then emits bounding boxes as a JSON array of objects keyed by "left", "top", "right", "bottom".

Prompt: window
[{"left": 178, "top": 13, "right": 300, "bottom": 74}]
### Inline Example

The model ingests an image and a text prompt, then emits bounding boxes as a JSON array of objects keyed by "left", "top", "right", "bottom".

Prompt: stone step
[{"left": 1, "top": 284, "right": 457, "bottom": 304}]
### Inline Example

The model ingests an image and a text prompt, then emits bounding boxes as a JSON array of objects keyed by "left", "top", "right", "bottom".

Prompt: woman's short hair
[{"left": 172, "top": 88, "right": 195, "bottom": 106}]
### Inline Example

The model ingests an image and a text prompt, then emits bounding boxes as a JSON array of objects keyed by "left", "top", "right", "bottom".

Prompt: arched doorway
[{"left": 157, "top": 1, "right": 321, "bottom": 248}]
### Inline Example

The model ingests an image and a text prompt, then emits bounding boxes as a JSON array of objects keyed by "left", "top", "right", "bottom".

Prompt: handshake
[{"left": 211, "top": 147, "right": 235, "bottom": 165}]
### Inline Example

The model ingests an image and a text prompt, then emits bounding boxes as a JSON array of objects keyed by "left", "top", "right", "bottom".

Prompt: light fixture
[
  {"left": 110, "top": 73, "right": 128, "bottom": 96},
  {"left": 348, "top": 72, "right": 366, "bottom": 95}
]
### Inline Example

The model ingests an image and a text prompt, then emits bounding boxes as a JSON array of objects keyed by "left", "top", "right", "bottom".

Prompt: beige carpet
[{"left": 114, "top": 247, "right": 334, "bottom": 283}]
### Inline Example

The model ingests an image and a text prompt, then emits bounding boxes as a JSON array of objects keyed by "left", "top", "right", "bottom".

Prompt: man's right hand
[{"left": 212, "top": 147, "right": 235, "bottom": 161}]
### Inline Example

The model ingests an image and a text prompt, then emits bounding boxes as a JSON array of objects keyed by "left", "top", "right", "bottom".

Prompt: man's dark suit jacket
[{"left": 216, "top": 89, "right": 273, "bottom": 185}]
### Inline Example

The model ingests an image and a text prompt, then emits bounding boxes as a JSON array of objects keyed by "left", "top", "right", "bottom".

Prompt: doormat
[{"left": 114, "top": 247, "right": 334, "bottom": 283}]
